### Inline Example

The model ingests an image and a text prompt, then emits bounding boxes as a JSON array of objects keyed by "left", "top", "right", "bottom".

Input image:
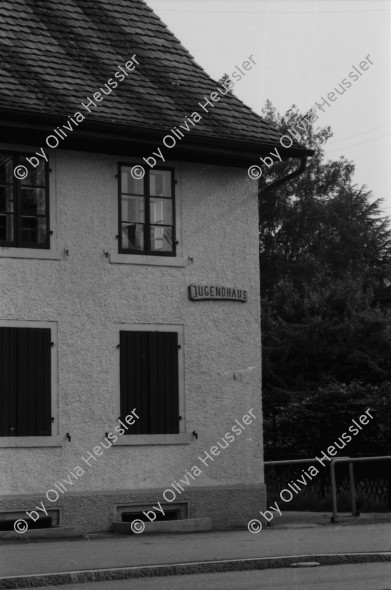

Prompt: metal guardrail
[
  {"left": 329, "top": 456, "right": 391, "bottom": 522},
  {"left": 265, "top": 459, "right": 319, "bottom": 467},
  {"left": 265, "top": 455, "right": 391, "bottom": 523}
]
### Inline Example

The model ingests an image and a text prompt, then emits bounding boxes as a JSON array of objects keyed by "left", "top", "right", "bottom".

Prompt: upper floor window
[
  {"left": 0, "top": 152, "right": 49, "bottom": 249},
  {"left": 119, "top": 165, "right": 175, "bottom": 256}
]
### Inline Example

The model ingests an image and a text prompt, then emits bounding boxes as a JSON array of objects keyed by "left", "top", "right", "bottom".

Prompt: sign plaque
[{"left": 188, "top": 284, "right": 247, "bottom": 303}]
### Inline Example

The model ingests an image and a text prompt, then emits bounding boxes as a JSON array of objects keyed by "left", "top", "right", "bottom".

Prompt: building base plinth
[{"left": 0, "top": 484, "right": 266, "bottom": 534}]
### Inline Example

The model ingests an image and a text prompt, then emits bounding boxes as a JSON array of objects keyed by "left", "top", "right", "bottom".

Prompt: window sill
[
  {"left": 109, "top": 252, "right": 188, "bottom": 267},
  {"left": 0, "top": 436, "right": 64, "bottom": 448},
  {"left": 113, "top": 434, "right": 193, "bottom": 446},
  {"left": 0, "top": 248, "right": 63, "bottom": 260}
]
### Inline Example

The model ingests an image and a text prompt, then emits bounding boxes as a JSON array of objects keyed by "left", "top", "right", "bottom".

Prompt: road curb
[{"left": 0, "top": 552, "right": 390, "bottom": 589}]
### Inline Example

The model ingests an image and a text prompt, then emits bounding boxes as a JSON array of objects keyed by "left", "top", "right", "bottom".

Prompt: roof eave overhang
[{"left": 0, "top": 109, "right": 314, "bottom": 167}]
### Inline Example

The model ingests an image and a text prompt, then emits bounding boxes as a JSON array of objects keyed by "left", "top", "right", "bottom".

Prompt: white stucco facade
[{"left": 0, "top": 146, "right": 265, "bottom": 531}]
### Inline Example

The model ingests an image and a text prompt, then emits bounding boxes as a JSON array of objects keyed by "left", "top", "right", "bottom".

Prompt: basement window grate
[
  {"left": 116, "top": 502, "right": 189, "bottom": 523},
  {"left": 0, "top": 509, "right": 60, "bottom": 531}
]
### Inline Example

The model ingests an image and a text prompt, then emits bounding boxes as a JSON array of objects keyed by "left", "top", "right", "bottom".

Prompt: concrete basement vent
[
  {"left": 0, "top": 509, "right": 60, "bottom": 531},
  {"left": 116, "top": 502, "right": 189, "bottom": 523}
]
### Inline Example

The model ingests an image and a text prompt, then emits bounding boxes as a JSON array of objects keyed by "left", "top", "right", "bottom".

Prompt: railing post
[
  {"left": 348, "top": 461, "right": 359, "bottom": 516},
  {"left": 330, "top": 459, "right": 338, "bottom": 523},
  {"left": 265, "top": 455, "right": 391, "bottom": 523}
]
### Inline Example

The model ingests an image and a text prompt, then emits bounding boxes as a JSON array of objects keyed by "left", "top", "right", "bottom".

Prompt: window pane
[
  {"left": 20, "top": 217, "right": 47, "bottom": 244},
  {"left": 37, "top": 217, "right": 47, "bottom": 244},
  {"left": 21, "top": 217, "right": 38, "bottom": 243},
  {"left": 121, "top": 196, "right": 145, "bottom": 223},
  {"left": 0, "top": 214, "right": 14, "bottom": 242},
  {"left": 20, "top": 160, "right": 46, "bottom": 187},
  {"left": 121, "top": 168, "right": 144, "bottom": 195},
  {"left": 0, "top": 154, "right": 13, "bottom": 184},
  {"left": 21, "top": 188, "right": 46, "bottom": 215},
  {"left": 150, "top": 198, "right": 172, "bottom": 225},
  {"left": 0, "top": 186, "right": 14, "bottom": 212},
  {"left": 122, "top": 223, "right": 144, "bottom": 251},
  {"left": 150, "top": 225, "right": 173, "bottom": 252},
  {"left": 149, "top": 170, "right": 172, "bottom": 197}
]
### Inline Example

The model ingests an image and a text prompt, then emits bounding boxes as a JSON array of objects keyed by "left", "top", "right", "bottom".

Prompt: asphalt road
[
  {"left": 2, "top": 524, "right": 391, "bottom": 577},
  {"left": 33, "top": 563, "right": 391, "bottom": 590}
]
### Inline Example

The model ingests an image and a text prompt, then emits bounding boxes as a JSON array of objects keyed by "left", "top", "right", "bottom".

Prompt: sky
[{"left": 147, "top": 0, "right": 391, "bottom": 214}]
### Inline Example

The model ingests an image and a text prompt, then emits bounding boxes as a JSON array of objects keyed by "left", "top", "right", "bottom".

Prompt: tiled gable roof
[{"left": 0, "top": 0, "right": 311, "bottom": 156}]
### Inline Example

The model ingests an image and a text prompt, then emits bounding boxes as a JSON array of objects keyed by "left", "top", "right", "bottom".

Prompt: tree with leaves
[{"left": 259, "top": 101, "right": 391, "bottom": 459}]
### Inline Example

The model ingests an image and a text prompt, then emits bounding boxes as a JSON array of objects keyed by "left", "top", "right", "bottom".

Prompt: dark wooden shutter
[
  {"left": 120, "top": 331, "right": 179, "bottom": 434},
  {"left": 0, "top": 327, "right": 51, "bottom": 436}
]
